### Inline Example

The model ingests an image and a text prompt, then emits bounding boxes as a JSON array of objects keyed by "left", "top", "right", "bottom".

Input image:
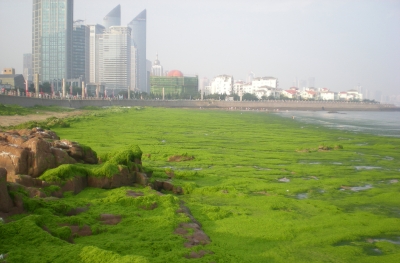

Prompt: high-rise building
[
  {"left": 151, "top": 54, "right": 163, "bottom": 76},
  {"left": 23, "top": 54, "right": 33, "bottom": 83},
  {"left": 32, "top": 0, "right": 73, "bottom": 83},
  {"left": 88, "top": 24, "right": 105, "bottom": 84},
  {"left": 130, "top": 46, "right": 138, "bottom": 91},
  {"left": 98, "top": 26, "right": 131, "bottom": 92},
  {"left": 72, "top": 20, "right": 89, "bottom": 82},
  {"left": 128, "top": 10, "right": 147, "bottom": 92},
  {"left": 103, "top": 5, "right": 121, "bottom": 29}
]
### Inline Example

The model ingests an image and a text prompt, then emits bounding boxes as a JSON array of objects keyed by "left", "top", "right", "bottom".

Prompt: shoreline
[{"left": 1, "top": 94, "right": 399, "bottom": 111}]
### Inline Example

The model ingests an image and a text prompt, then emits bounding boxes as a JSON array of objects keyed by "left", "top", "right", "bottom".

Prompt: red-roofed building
[
  {"left": 282, "top": 89, "right": 298, "bottom": 99},
  {"left": 301, "top": 90, "right": 317, "bottom": 100}
]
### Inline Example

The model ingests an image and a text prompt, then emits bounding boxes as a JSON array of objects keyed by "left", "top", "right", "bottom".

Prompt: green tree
[
  {"left": 72, "top": 86, "right": 81, "bottom": 96},
  {"left": 28, "top": 83, "right": 35, "bottom": 92},
  {"left": 242, "top": 93, "right": 258, "bottom": 101},
  {"left": 40, "top": 82, "right": 52, "bottom": 93}
]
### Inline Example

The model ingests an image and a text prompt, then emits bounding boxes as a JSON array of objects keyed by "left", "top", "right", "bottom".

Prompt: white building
[
  {"left": 98, "top": 26, "right": 131, "bottom": 91},
  {"left": 319, "top": 91, "right": 337, "bottom": 100},
  {"left": 233, "top": 77, "right": 279, "bottom": 99},
  {"left": 339, "top": 89, "right": 363, "bottom": 101},
  {"left": 209, "top": 75, "right": 234, "bottom": 95},
  {"left": 233, "top": 81, "right": 245, "bottom": 95},
  {"left": 254, "top": 87, "right": 280, "bottom": 99},
  {"left": 252, "top": 77, "right": 278, "bottom": 89},
  {"left": 347, "top": 89, "right": 363, "bottom": 100}
]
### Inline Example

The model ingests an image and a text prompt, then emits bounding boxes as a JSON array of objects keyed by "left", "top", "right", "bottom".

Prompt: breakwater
[{"left": 0, "top": 95, "right": 398, "bottom": 111}]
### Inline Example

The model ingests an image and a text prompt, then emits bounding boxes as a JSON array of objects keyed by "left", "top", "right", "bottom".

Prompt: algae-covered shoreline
[{"left": 1, "top": 106, "right": 400, "bottom": 262}]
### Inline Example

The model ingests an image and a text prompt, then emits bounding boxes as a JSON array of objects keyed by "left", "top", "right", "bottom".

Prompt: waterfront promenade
[{"left": 0, "top": 94, "right": 398, "bottom": 111}]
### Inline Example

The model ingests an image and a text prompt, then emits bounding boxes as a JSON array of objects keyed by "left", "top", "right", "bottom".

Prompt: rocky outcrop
[
  {"left": 0, "top": 129, "right": 153, "bottom": 220},
  {"left": 0, "top": 128, "right": 98, "bottom": 180}
]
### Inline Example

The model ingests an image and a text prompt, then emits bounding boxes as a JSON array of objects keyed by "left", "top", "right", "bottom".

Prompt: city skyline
[{"left": 0, "top": 0, "right": 399, "bottom": 98}]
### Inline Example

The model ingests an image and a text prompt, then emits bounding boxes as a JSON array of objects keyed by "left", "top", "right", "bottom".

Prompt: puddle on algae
[
  {"left": 350, "top": 185, "right": 373, "bottom": 191},
  {"left": 355, "top": 166, "right": 381, "bottom": 170},
  {"left": 296, "top": 193, "right": 308, "bottom": 199},
  {"left": 278, "top": 177, "right": 290, "bottom": 183},
  {"left": 340, "top": 185, "right": 373, "bottom": 191}
]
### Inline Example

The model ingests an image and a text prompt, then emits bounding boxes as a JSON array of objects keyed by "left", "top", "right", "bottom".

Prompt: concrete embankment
[{"left": 0, "top": 95, "right": 398, "bottom": 111}]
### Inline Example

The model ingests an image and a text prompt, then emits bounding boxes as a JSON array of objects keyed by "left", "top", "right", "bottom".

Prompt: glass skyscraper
[
  {"left": 128, "top": 10, "right": 147, "bottom": 92},
  {"left": 103, "top": 5, "right": 121, "bottom": 29},
  {"left": 32, "top": 0, "right": 73, "bottom": 83},
  {"left": 72, "top": 21, "right": 89, "bottom": 82}
]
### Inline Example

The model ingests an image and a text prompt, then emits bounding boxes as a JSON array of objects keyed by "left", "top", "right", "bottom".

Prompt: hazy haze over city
[{"left": 0, "top": 0, "right": 399, "bottom": 99}]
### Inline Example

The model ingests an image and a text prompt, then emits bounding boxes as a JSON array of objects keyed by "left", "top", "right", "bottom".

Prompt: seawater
[{"left": 276, "top": 111, "right": 400, "bottom": 137}]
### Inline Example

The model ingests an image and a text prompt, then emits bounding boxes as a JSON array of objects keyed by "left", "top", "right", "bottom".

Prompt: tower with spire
[{"left": 151, "top": 53, "right": 163, "bottom": 76}]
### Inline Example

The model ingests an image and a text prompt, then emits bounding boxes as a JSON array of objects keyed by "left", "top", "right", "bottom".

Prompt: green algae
[
  {"left": 1, "top": 107, "right": 400, "bottom": 262},
  {"left": 40, "top": 164, "right": 92, "bottom": 182},
  {"left": 39, "top": 144, "right": 142, "bottom": 183}
]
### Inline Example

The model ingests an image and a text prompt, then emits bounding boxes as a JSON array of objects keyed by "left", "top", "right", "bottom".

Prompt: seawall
[{"left": 1, "top": 95, "right": 399, "bottom": 111}]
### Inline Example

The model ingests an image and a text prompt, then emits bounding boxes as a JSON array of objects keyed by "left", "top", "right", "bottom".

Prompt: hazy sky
[{"left": 0, "top": 0, "right": 399, "bottom": 95}]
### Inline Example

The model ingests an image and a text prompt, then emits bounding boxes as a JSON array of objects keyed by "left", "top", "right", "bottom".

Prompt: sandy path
[{"left": 0, "top": 111, "right": 85, "bottom": 127}]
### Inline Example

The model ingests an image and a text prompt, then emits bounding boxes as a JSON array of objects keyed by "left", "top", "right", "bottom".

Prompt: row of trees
[{"left": 24, "top": 82, "right": 82, "bottom": 95}]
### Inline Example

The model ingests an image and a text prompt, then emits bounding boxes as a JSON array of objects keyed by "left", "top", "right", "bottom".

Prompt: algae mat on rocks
[{"left": 1, "top": 107, "right": 400, "bottom": 262}]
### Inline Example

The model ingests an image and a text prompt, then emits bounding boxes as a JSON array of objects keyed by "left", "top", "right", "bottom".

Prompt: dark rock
[
  {"left": 173, "top": 186, "right": 183, "bottom": 195},
  {"left": 61, "top": 139, "right": 98, "bottom": 164},
  {"left": 163, "top": 181, "right": 174, "bottom": 191},
  {"left": 87, "top": 168, "right": 134, "bottom": 189},
  {"left": 57, "top": 176, "right": 88, "bottom": 195},
  {"left": 60, "top": 224, "right": 92, "bottom": 237},
  {"left": 175, "top": 222, "right": 211, "bottom": 248},
  {"left": 135, "top": 172, "right": 149, "bottom": 186},
  {"left": 52, "top": 140, "right": 70, "bottom": 150},
  {"left": 51, "top": 147, "right": 77, "bottom": 166},
  {"left": 26, "top": 187, "right": 46, "bottom": 198},
  {"left": 0, "top": 143, "right": 30, "bottom": 177},
  {"left": 152, "top": 180, "right": 164, "bottom": 191},
  {"left": 168, "top": 155, "right": 195, "bottom": 162},
  {"left": 0, "top": 168, "right": 13, "bottom": 213},
  {"left": 66, "top": 206, "right": 89, "bottom": 216},
  {"left": 126, "top": 190, "right": 144, "bottom": 197},
  {"left": 184, "top": 250, "right": 213, "bottom": 259},
  {"left": 22, "top": 137, "right": 57, "bottom": 178},
  {"left": 99, "top": 214, "right": 121, "bottom": 225},
  {"left": 7, "top": 174, "right": 42, "bottom": 187},
  {"left": 140, "top": 202, "right": 158, "bottom": 210}
]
